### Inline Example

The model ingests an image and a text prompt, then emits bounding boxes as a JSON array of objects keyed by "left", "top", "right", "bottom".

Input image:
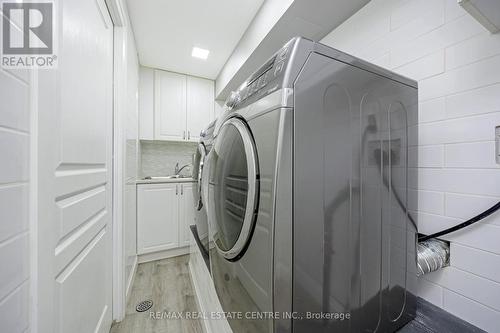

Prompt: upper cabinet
[
  {"left": 139, "top": 66, "right": 215, "bottom": 141},
  {"left": 155, "top": 71, "right": 187, "bottom": 141},
  {"left": 186, "top": 76, "right": 214, "bottom": 142}
]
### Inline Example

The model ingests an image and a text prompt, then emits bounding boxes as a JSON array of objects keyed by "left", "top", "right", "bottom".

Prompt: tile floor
[{"left": 111, "top": 255, "right": 203, "bottom": 333}]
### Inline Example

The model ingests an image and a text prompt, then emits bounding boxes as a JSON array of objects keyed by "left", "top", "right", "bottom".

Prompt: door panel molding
[
  {"left": 54, "top": 210, "right": 107, "bottom": 273},
  {"left": 56, "top": 185, "right": 106, "bottom": 240},
  {"left": 54, "top": 167, "right": 107, "bottom": 200},
  {"left": 55, "top": 227, "right": 109, "bottom": 333}
]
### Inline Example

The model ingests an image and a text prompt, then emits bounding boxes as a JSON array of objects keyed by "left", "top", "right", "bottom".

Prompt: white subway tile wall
[
  {"left": 419, "top": 97, "right": 446, "bottom": 123},
  {"left": 0, "top": 67, "right": 30, "bottom": 332},
  {"left": 321, "top": 0, "right": 500, "bottom": 330},
  {"left": 139, "top": 140, "right": 197, "bottom": 178},
  {"left": 443, "top": 290, "right": 500, "bottom": 333},
  {"left": 417, "top": 278, "right": 443, "bottom": 307},
  {"left": 445, "top": 193, "right": 500, "bottom": 226}
]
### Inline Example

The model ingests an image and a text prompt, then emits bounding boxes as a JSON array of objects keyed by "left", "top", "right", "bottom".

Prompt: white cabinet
[
  {"left": 138, "top": 67, "right": 214, "bottom": 141},
  {"left": 154, "top": 70, "right": 187, "bottom": 141},
  {"left": 179, "top": 183, "right": 195, "bottom": 247},
  {"left": 187, "top": 76, "right": 214, "bottom": 142},
  {"left": 137, "top": 183, "right": 179, "bottom": 254},
  {"left": 137, "top": 182, "right": 196, "bottom": 254}
]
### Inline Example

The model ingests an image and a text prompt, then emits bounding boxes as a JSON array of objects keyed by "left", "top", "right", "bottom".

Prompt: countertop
[{"left": 136, "top": 177, "right": 195, "bottom": 185}]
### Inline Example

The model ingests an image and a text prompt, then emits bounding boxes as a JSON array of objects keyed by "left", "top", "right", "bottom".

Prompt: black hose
[
  {"left": 418, "top": 201, "right": 500, "bottom": 242},
  {"left": 373, "top": 145, "right": 500, "bottom": 243}
]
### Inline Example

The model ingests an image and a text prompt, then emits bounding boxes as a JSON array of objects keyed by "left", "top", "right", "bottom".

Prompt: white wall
[
  {"left": 321, "top": 0, "right": 500, "bottom": 331},
  {"left": 0, "top": 68, "right": 31, "bottom": 332}
]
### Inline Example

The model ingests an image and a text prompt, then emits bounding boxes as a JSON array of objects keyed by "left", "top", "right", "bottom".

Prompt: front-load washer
[{"left": 207, "top": 37, "right": 418, "bottom": 333}]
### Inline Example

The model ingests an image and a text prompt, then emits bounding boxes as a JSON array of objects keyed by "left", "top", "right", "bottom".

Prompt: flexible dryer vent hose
[
  {"left": 365, "top": 123, "right": 499, "bottom": 277},
  {"left": 417, "top": 239, "right": 450, "bottom": 276}
]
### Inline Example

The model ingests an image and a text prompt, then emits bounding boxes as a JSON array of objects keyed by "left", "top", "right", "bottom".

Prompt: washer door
[
  {"left": 192, "top": 143, "right": 206, "bottom": 211},
  {"left": 209, "top": 117, "right": 259, "bottom": 260}
]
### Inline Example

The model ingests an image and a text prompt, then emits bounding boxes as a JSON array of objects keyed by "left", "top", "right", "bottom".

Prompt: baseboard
[
  {"left": 137, "top": 246, "right": 189, "bottom": 264},
  {"left": 125, "top": 255, "right": 138, "bottom": 302}
]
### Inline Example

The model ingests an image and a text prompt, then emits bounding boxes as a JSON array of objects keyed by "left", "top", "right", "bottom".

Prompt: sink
[{"left": 143, "top": 175, "right": 190, "bottom": 180}]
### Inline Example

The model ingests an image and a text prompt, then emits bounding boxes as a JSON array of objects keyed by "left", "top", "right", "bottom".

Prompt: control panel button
[
  {"left": 260, "top": 73, "right": 268, "bottom": 87},
  {"left": 277, "top": 47, "right": 288, "bottom": 61},
  {"left": 234, "top": 92, "right": 241, "bottom": 104},
  {"left": 257, "top": 76, "right": 264, "bottom": 88},
  {"left": 274, "top": 61, "right": 284, "bottom": 76}
]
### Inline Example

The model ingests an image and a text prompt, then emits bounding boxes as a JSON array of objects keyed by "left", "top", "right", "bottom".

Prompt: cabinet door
[
  {"left": 155, "top": 70, "right": 187, "bottom": 141},
  {"left": 179, "top": 183, "right": 195, "bottom": 247},
  {"left": 139, "top": 67, "right": 154, "bottom": 140},
  {"left": 137, "top": 183, "right": 179, "bottom": 254},
  {"left": 186, "top": 76, "right": 214, "bottom": 142}
]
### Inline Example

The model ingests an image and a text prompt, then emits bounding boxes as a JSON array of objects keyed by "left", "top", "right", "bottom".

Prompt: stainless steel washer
[{"left": 207, "top": 37, "right": 418, "bottom": 333}]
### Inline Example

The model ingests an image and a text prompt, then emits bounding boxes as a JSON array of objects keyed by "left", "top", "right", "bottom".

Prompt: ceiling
[
  {"left": 215, "top": 0, "right": 370, "bottom": 99},
  {"left": 126, "top": 0, "right": 265, "bottom": 79}
]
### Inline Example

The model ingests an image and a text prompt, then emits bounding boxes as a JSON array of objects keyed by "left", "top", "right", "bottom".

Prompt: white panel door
[
  {"left": 36, "top": 0, "right": 113, "bottom": 332},
  {"left": 179, "top": 183, "right": 195, "bottom": 247},
  {"left": 137, "top": 184, "right": 179, "bottom": 254},
  {"left": 187, "top": 76, "right": 214, "bottom": 142},
  {"left": 154, "top": 70, "right": 187, "bottom": 141}
]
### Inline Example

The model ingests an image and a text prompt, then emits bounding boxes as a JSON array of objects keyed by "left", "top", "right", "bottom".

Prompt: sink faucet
[{"left": 174, "top": 162, "right": 191, "bottom": 175}]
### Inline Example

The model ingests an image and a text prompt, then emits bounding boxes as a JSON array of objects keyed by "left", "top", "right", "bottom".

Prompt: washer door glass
[{"left": 210, "top": 117, "right": 259, "bottom": 260}]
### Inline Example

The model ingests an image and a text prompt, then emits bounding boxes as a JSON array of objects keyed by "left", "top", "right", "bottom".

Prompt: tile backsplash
[{"left": 140, "top": 140, "right": 197, "bottom": 178}]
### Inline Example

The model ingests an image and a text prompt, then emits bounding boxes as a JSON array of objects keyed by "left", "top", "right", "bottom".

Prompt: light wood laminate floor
[{"left": 111, "top": 255, "right": 203, "bottom": 333}]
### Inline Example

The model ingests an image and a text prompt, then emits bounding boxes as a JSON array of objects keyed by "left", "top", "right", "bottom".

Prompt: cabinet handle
[
  {"left": 188, "top": 131, "right": 190, "bottom": 140},
  {"left": 183, "top": 130, "right": 186, "bottom": 140},
  {"left": 176, "top": 185, "right": 178, "bottom": 195},
  {"left": 181, "top": 185, "right": 183, "bottom": 195}
]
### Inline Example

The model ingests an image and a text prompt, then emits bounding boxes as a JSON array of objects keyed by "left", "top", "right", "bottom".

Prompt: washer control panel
[{"left": 228, "top": 41, "right": 293, "bottom": 109}]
